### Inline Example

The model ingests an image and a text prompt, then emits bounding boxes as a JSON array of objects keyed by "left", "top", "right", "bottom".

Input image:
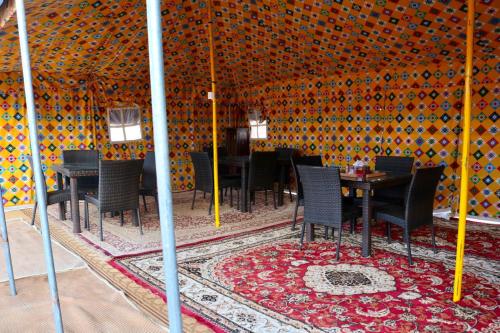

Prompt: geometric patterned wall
[{"left": 239, "top": 60, "right": 499, "bottom": 218}]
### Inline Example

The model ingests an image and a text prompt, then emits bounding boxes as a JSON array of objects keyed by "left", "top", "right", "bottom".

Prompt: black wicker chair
[
  {"left": 27, "top": 155, "right": 86, "bottom": 225},
  {"left": 297, "top": 165, "right": 357, "bottom": 260},
  {"left": 62, "top": 150, "right": 99, "bottom": 193},
  {"left": 275, "top": 147, "right": 297, "bottom": 203},
  {"left": 290, "top": 155, "right": 323, "bottom": 229},
  {"left": 139, "top": 151, "right": 158, "bottom": 212},
  {"left": 373, "top": 156, "right": 414, "bottom": 205},
  {"left": 190, "top": 152, "right": 240, "bottom": 214},
  {"left": 375, "top": 165, "right": 444, "bottom": 265},
  {"left": 247, "top": 151, "right": 278, "bottom": 213},
  {"left": 84, "top": 160, "right": 143, "bottom": 241}
]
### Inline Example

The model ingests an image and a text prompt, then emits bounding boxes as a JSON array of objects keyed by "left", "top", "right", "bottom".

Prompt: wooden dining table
[
  {"left": 52, "top": 163, "right": 98, "bottom": 233},
  {"left": 305, "top": 171, "right": 412, "bottom": 258}
]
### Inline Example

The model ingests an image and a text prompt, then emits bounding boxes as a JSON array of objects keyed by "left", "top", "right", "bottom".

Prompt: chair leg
[
  {"left": 291, "top": 199, "right": 299, "bottom": 230},
  {"left": 248, "top": 190, "right": 252, "bottom": 213},
  {"left": 120, "top": 211, "right": 124, "bottom": 226},
  {"left": 84, "top": 201, "right": 89, "bottom": 230},
  {"left": 31, "top": 201, "right": 38, "bottom": 225},
  {"left": 236, "top": 189, "right": 240, "bottom": 210},
  {"left": 405, "top": 229, "right": 413, "bottom": 265},
  {"left": 230, "top": 187, "right": 233, "bottom": 207},
  {"left": 191, "top": 189, "right": 197, "bottom": 210},
  {"left": 136, "top": 209, "right": 143, "bottom": 235},
  {"left": 264, "top": 190, "right": 268, "bottom": 205},
  {"left": 431, "top": 224, "right": 437, "bottom": 253},
  {"left": 336, "top": 227, "right": 343, "bottom": 261},
  {"left": 387, "top": 223, "right": 392, "bottom": 244},
  {"left": 208, "top": 193, "right": 213, "bottom": 215},
  {"left": 142, "top": 195, "right": 148, "bottom": 212},
  {"left": 324, "top": 227, "right": 329, "bottom": 240},
  {"left": 220, "top": 188, "right": 224, "bottom": 205},
  {"left": 99, "top": 210, "right": 104, "bottom": 241},
  {"left": 203, "top": 192, "right": 206, "bottom": 199},
  {"left": 299, "top": 222, "right": 306, "bottom": 249},
  {"left": 272, "top": 190, "right": 277, "bottom": 209},
  {"left": 350, "top": 217, "right": 356, "bottom": 234}
]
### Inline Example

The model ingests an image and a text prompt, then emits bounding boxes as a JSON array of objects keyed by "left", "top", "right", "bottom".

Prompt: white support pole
[
  {"left": 0, "top": 196, "right": 16, "bottom": 296},
  {"left": 145, "top": 0, "right": 183, "bottom": 331},
  {"left": 15, "top": 0, "right": 64, "bottom": 331}
]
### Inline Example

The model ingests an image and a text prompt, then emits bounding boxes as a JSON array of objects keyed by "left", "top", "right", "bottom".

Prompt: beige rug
[
  {"left": 0, "top": 217, "right": 84, "bottom": 282},
  {"left": 0, "top": 268, "right": 166, "bottom": 333},
  {"left": 45, "top": 191, "right": 297, "bottom": 256}
]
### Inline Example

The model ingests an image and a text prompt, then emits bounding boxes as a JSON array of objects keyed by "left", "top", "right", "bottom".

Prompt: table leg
[
  {"left": 305, "top": 223, "right": 315, "bottom": 242},
  {"left": 277, "top": 165, "right": 285, "bottom": 206},
  {"left": 70, "top": 177, "right": 81, "bottom": 233},
  {"left": 56, "top": 172, "right": 65, "bottom": 220},
  {"left": 240, "top": 162, "right": 247, "bottom": 212},
  {"left": 362, "top": 188, "right": 372, "bottom": 257}
]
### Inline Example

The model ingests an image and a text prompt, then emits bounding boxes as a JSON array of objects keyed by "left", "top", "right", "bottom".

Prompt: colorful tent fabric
[{"left": 0, "top": 0, "right": 498, "bottom": 218}]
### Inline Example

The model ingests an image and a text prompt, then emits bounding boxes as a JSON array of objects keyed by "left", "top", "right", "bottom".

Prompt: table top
[
  {"left": 340, "top": 172, "right": 412, "bottom": 190},
  {"left": 52, "top": 163, "right": 98, "bottom": 177}
]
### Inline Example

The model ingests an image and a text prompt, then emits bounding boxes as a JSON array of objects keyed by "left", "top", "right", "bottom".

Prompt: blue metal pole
[
  {"left": 15, "top": 1, "right": 64, "bottom": 332},
  {"left": 145, "top": 0, "right": 183, "bottom": 331},
  {"left": 0, "top": 195, "right": 16, "bottom": 296}
]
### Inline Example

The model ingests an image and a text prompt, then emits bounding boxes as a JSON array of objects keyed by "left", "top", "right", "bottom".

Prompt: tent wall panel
[
  {"left": 237, "top": 61, "right": 498, "bottom": 218},
  {"left": 0, "top": 71, "right": 235, "bottom": 205}
]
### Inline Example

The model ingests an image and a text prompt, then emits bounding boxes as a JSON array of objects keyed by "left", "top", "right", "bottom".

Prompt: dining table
[
  {"left": 51, "top": 163, "right": 98, "bottom": 233},
  {"left": 305, "top": 171, "right": 412, "bottom": 257}
]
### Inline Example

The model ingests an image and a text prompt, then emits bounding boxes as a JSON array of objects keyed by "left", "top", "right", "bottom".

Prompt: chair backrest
[
  {"left": 374, "top": 156, "right": 414, "bottom": 201},
  {"left": 298, "top": 165, "right": 343, "bottom": 227},
  {"left": 26, "top": 155, "right": 48, "bottom": 195},
  {"left": 291, "top": 155, "right": 323, "bottom": 199},
  {"left": 248, "top": 151, "right": 277, "bottom": 191},
  {"left": 141, "top": 151, "right": 156, "bottom": 190},
  {"left": 203, "top": 146, "right": 227, "bottom": 158},
  {"left": 97, "top": 160, "right": 141, "bottom": 212},
  {"left": 190, "top": 152, "right": 214, "bottom": 193},
  {"left": 63, "top": 150, "right": 99, "bottom": 167},
  {"left": 275, "top": 147, "right": 297, "bottom": 161},
  {"left": 375, "top": 156, "right": 414, "bottom": 174},
  {"left": 405, "top": 165, "right": 444, "bottom": 229}
]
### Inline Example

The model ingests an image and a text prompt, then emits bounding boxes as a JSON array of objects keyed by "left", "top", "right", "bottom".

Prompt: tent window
[
  {"left": 249, "top": 110, "right": 267, "bottom": 140},
  {"left": 107, "top": 107, "right": 143, "bottom": 143}
]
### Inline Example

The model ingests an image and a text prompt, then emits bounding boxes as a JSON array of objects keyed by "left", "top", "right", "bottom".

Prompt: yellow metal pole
[
  {"left": 208, "top": 1, "right": 220, "bottom": 228},
  {"left": 453, "top": 0, "right": 474, "bottom": 303}
]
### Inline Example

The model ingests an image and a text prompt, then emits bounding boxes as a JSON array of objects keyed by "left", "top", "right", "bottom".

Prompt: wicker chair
[
  {"left": 139, "top": 152, "right": 158, "bottom": 212},
  {"left": 275, "top": 147, "right": 297, "bottom": 203},
  {"left": 247, "top": 151, "right": 278, "bottom": 213},
  {"left": 27, "top": 155, "right": 86, "bottom": 225},
  {"left": 375, "top": 165, "right": 444, "bottom": 265},
  {"left": 373, "top": 156, "right": 414, "bottom": 205},
  {"left": 297, "top": 165, "right": 357, "bottom": 260},
  {"left": 190, "top": 152, "right": 240, "bottom": 214},
  {"left": 62, "top": 150, "right": 99, "bottom": 193},
  {"left": 290, "top": 155, "right": 323, "bottom": 229},
  {"left": 84, "top": 160, "right": 143, "bottom": 241}
]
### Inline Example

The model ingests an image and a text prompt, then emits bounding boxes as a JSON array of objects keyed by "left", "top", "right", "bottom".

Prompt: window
[
  {"left": 249, "top": 110, "right": 267, "bottom": 140},
  {"left": 107, "top": 106, "right": 143, "bottom": 142}
]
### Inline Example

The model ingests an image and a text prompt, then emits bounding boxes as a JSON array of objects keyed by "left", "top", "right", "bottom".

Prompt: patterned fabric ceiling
[{"left": 0, "top": 0, "right": 498, "bottom": 87}]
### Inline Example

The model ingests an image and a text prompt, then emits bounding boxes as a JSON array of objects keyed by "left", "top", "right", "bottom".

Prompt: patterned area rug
[
  {"left": 45, "top": 191, "right": 297, "bottom": 256},
  {"left": 110, "top": 221, "right": 499, "bottom": 332}
]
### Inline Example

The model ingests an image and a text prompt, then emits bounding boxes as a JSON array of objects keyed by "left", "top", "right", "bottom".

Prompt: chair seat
[
  {"left": 46, "top": 189, "right": 86, "bottom": 205},
  {"left": 375, "top": 204, "right": 405, "bottom": 227},
  {"left": 84, "top": 193, "right": 100, "bottom": 206},
  {"left": 220, "top": 176, "right": 241, "bottom": 188}
]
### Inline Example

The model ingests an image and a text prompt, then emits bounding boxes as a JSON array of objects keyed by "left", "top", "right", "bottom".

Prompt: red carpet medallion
[{"left": 110, "top": 222, "right": 499, "bottom": 332}]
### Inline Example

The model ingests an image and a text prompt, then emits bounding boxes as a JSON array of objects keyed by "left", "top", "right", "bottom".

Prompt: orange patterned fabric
[{"left": 0, "top": 0, "right": 498, "bottom": 218}]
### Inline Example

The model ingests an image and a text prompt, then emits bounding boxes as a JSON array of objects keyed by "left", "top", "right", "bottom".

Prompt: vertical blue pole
[
  {"left": 145, "top": 0, "right": 183, "bottom": 332},
  {"left": 15, "top": 1, "right": 64, "bottom": 332},
  {"left": 0, "top": 195, "right": 17, "bottom": 296}
]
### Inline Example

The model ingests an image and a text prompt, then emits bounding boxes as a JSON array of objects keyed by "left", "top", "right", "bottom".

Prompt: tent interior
[{"left": 0, "top": 0, "right": 498, "bottom": 332}]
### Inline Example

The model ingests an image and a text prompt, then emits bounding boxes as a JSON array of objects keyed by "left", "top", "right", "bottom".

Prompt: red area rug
[{"left": 110, "top": 220, "right": 499, "bottom": 332}]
